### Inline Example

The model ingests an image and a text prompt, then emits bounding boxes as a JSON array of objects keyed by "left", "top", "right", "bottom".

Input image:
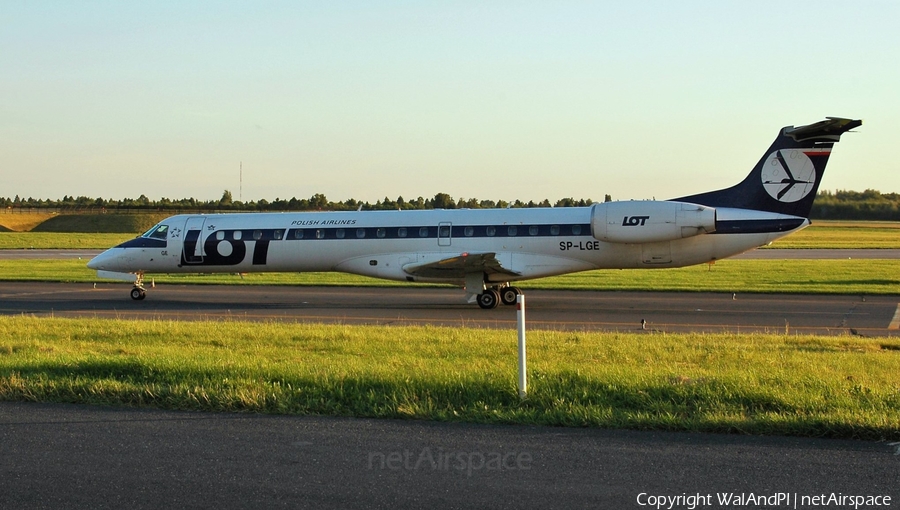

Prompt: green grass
[
  {"left": 2, "top": 258, "right": 898, "bottom": 295},
  {"left": 0, "top": 212, "right": 55, "bottom": 232},
  {"left": 767, "top": 220, "right": 900, "bottom": 249},
  {"left": 30, "top": 213, "right": 170, "bottom": 233},
  {"left": 0, "top": 232, "right": 135, "bottom": 249},
  {"left": 1, "top": 317, "right": 897, "bottom": 439}
]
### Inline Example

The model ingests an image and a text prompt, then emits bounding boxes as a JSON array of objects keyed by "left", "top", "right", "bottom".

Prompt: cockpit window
[{"left": 144, "top": 225, "right": 169, "bottom": 240}]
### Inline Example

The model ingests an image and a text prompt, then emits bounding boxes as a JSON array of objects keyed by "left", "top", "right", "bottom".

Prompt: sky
[{"left": 2, "top": 1, "right": 898, "bottom": 204}]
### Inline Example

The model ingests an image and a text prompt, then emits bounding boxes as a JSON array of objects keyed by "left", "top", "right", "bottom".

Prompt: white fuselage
[{"left": 87, "top": 204, "right": 806, "bottom": 286}]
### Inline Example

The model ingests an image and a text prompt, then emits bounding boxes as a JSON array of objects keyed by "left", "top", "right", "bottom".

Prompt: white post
[{"left": 517, "top": 294, "right": 527, "bottom": 400}]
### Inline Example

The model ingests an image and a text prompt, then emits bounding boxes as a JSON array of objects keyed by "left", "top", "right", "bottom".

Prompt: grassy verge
[
  {"left": 2, "top": 258, "right": 899, "bottom": 295},
  {"left": 31, "top": 214, "right": 169, "bottom": 233},
  {"left": 0, "top": 232, "right": 134, "bottom": 249},
  {"left": 0, "top": 213, "right": 55, "bottom": 232},
  {"left": 1, "top": 317, "right": 897, "bottom": 439},
  {"left": 767, "top": 220, "right": 900, "bottom": 249}
]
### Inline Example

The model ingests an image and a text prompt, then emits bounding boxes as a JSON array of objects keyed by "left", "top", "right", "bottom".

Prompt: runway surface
[
  {"left": 1, "top": 402, "right": 896, "bottom": 509},
  {"left": 2, "top": 281, "right": 899, "bottom": 335}
]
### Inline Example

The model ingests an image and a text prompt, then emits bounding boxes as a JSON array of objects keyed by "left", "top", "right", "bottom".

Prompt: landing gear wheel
[
  {"left": 499, "top": 286, "right": 520, "bottom": 306},
  {"left": 130, "top": 287, "right": 146, "bottom": 301},
  {"left": 477, "top": 289, "right": 500, "bottom": 309}
]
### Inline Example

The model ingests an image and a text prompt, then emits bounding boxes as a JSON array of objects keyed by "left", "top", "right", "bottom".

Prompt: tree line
[
  {"left": 810, "top": 190, "right": 900, "bottom": 221},
  {"left": 3, "top": 189, "right": 899, "bottom": 220},
  {"left": 1, "top": 191, "right": 605, "bottom": 212}
]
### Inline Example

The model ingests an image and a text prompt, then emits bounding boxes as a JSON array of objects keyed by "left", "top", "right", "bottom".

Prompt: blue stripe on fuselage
[{"left": 284, "top": 223, "right": 591, "bottom": 241}]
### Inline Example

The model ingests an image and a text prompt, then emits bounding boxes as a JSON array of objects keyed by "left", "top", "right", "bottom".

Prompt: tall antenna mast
[{"left": 240, "top": 161, "right": 242, "bottom": 202}]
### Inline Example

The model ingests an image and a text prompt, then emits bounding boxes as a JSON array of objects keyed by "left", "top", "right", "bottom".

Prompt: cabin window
[
  {"left": 274, "top": 230, "right": 283, "bottom": 240},
  {"left": 315, "top": 229, "right": 324, "bottom": 239},
  {"left": 419, "top": 227, "right": 429, "bottom": 237},
  {"left": 507, "top": 226, "right": 517, "bottom": 236},
  {"left": 529, "top": 226, "right": 539, "bottom": 236},
  {"left": 486, "top": 226, "right": 496, "bottom": 237},
  {"left": 572, "top": 225, "right": 582, "bottom": 235},
  {"left": 336, "top": 229, "right": 345, "bottom": 239},
  {"left": 234, "top": 231, "right": 243, "bottom": 240},
  {"left": 377, "top": 228, "right": 386, "bottom": 238},
  {"left": 356, "top": 228, "right": 366, "bottom": 239},
  {"left": 293, "top": 229, "right": 304, "bottom": 239},
  {"left": 397, "top": 227, "right": 407, "bottom": 238},
  {"left": 253, "top": 230, "right": 263, "bottom": 240},
  {"left": 439, "top": 226, "right": 450, "bottom": 237},
  {"left": 464, "top": 226, "right": 474, "bottom": 237},
  {"left": 215, "top": 231, "right": 225, "bottom": 241},
  {"left": 550, "top": 225, "right": 560, "bottom": 235}
]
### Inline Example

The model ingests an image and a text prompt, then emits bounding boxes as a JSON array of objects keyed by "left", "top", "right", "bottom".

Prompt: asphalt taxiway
[{"left": 1, "top": 402, "right": 897, "bottom": 509}]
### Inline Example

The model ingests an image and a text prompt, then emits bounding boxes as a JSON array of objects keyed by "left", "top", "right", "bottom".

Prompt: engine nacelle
[{"left": 591, "top": 201, "right": 716, "bottom": 244}]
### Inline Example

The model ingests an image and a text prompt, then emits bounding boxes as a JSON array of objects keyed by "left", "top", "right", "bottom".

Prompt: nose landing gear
[{"left": 130, "top": 272, "right": 147, "bottom": 300}]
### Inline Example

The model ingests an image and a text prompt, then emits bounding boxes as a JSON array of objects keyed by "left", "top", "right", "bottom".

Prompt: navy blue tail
[{"left": 674, "top": 117, "right": 861, "bottom": 218}]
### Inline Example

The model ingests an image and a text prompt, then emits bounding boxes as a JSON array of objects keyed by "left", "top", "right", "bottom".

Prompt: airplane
[{"left": 88, "top": 117, "right": 861, "bottom": 308}]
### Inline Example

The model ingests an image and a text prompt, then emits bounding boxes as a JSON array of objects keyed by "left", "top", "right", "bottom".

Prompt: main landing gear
[
  {"left": 130, "top": 273, "right": 147, "bottom": 301},
  {"left": 477, "top": 286, "right": 522, "bottom": 310}
]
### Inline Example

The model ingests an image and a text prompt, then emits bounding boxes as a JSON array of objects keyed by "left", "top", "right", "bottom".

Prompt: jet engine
[{"left": 590, "top": 201, "right": 716, "bottom": 244}]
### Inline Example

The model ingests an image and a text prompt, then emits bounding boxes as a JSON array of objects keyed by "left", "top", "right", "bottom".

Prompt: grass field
[
  {"left": 0, "top": 213, "right": 56, "bottom": 232},
  {"left": 0, "top": 232, "right": 134, "bottom": 249},
  {"left": 768, "top": 220, "right": 900, "bottom": 249},
  {"left": 0, "top": 212, "right": 166, "bottom": 235},
  {"left": 1, "top": 317, "right": 897, "bottom": 439},
  {"left": 1, "top": 258, "right": 898, "bottom": 295},
  {"left": 31, "top": 213, "right": 169, "bottom": 233}
]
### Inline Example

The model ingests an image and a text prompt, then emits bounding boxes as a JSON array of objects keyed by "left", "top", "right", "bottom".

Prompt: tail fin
[{"left": 674, "top": 117, "right": 861, "bottom": 217}]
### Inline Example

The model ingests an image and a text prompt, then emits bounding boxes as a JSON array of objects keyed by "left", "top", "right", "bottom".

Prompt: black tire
[
  {"left": 130, "top": 287, "right": 146, "bottom": 301},
  {"left": 499, "top": 287, "right": 519, "bottom": 306},
  {"left": 477, "top": 289, "right": 500, "bottom": 309}
]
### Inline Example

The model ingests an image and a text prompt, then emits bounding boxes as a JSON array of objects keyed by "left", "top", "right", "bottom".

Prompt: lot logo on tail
[{"left": 761, "top": 150, "right": 816, "bottom": 203}]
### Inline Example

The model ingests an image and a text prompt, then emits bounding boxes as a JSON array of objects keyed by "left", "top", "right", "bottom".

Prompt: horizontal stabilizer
[{"left": 783, "top": 117, "right": 862, "bottom": 142}]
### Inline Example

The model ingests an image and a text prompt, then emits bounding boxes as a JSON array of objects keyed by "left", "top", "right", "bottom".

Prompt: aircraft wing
[{"left": 402, "top": 252, "right": 521, "bottom": 280}]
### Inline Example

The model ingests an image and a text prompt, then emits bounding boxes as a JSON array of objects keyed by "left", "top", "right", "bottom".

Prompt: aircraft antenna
[{"left": 240, "top": 161, "right": 242, "bottom": 202}]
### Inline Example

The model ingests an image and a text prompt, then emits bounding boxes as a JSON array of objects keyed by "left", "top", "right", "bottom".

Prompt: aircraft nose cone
[
  {"left": 87, "top": 251, "right": 107, "bottom": 270},
  {"left": 87, "top": 248, "right": 124, "bottom": 271}
]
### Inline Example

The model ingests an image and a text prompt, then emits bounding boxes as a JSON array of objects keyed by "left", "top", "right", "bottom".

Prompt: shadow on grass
[
  {"left": 3, "top": 360, "right": 897, "bottom": 440},
  {"left": 832, "top": 279, "right": 900, "bottom": 286}
]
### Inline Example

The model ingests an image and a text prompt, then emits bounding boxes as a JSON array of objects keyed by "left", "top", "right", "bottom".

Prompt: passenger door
[{"left": 182, "top": 216, "right": 206, "bottom": 264}]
